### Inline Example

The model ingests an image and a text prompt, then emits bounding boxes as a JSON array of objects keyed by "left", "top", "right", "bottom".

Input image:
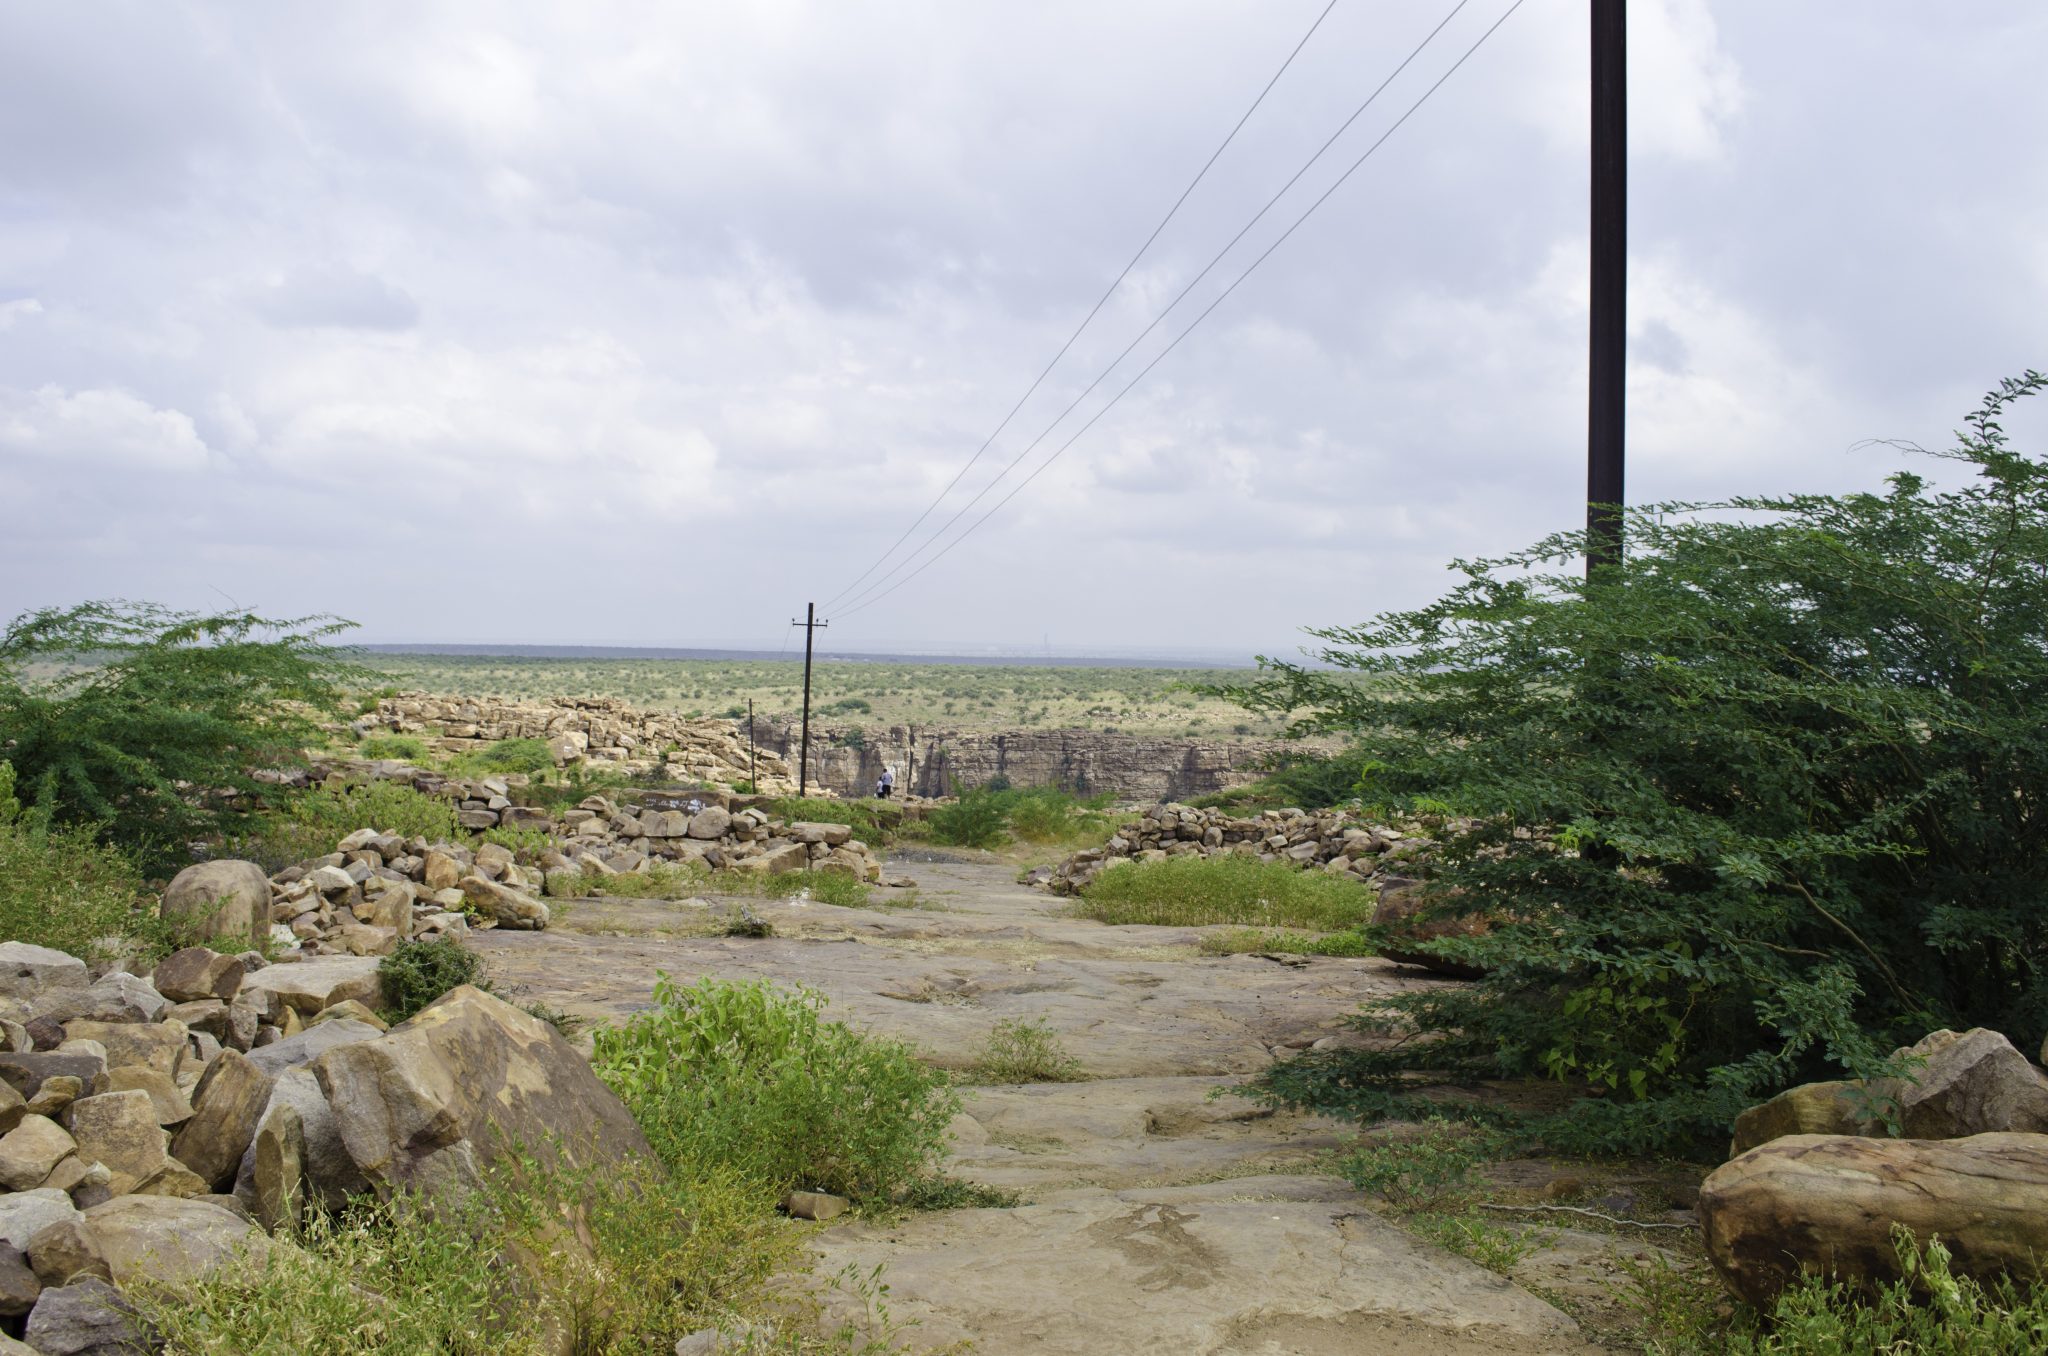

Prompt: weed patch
[
  {"left": 240, "top": 782, "right": 462, "bottom": 872},
  {"left": 0, "top": 766, "right": 160, "bottom": 961},
  {"left": 1198, "top": 927, "right": 1375, "bottom": 958},
  {"left": 1073, "top": 854, "right": 1375, "bottom": 931},
  {"left": 968, "top": 1018, "right": 1085, "bottom": 1084},
  {"left": 356, "top": 733, "right": 431, "bottom": 762},
  {"left": 593, "top": 975, "right": 959, "bottom": 1203}
]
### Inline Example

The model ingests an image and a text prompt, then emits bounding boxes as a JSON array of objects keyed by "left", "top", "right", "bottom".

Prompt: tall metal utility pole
[
  {"left": 791, "top": 603, "right": 828, "bottom": 797},
  {"left": 1587, "top": 0, "right": 1626, "bottom": 575}
]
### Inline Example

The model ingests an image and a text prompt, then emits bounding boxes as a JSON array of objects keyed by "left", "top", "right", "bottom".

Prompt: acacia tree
[
  {"left": 1219, "top": 374, "right": 2048, "bottom": 1152},
  {"left": 0, "top": 602, "right": 361, "bottom": 870}
]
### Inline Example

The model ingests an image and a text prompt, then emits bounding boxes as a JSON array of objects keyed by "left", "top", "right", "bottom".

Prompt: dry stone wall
[
  {"left": 361, "top": 692, "right": 799, "bottom": 793},
  {"left": 1041, "top": 802, "right": 1434, "bottom": 895}
]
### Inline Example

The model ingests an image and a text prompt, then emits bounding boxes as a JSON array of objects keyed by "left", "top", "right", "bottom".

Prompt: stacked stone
[
  {"left": 1043, "top": 803, "right": 1431, "bottom": 896},
  {"left": 265, "top": 828, "right": 549, "bottom": 958},
  {"left": 254, "top": 792, "right": 887, "bottom": 961},
  {"left": 360, "top": 692, "right": 801, "bottom": 794},
  {"left": 0, "top": 939, "right": 648, "bottom": 1350},
  {"left": 542, "top": 795, "right": 885, "bottom": 886}
]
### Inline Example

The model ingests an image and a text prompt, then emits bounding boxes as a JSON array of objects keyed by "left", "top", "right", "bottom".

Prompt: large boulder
[
  {"left": 63, "top": 1093, "right": 169, "bottom": 1197},
  {"left": 1729, "top": 1081, "right": 1877, "bottom": 1156},
  {"left": 1872, "top": 1028, "right": 2048, "bottom": 1139},
  {"left": 236, "top": 956, "right": 383, "bottom": 1017},
  {"left": 313, "top": 986, "right": 653, "bottom": 1196},
  {"left": 0, "top": 945, "right": 88, "bottom": 1005},
  {"left": 1699, "top": 1132, "right": 2048, "bottom": 1308},
  {"left": 458, "top": 876, "right": 549, "bottom": 930},
  {"left": 151, "top": 948, "right": 244, "bottom": 1005},
  {"left": 78, "top": 1195, "right": 264, "bottom": 1289},
  {"left": 0, "top": 1116, "right": 75, "bottom": 1192},
  {"left": 0, "top": 1191, "right": 79, "bottom": 1253},
  {"left": 161, "top": 860, "right": 269, "bottom": 949},
  {"left": 170, "top": 1050, "right": 275, "bottom": 1191},
  {"left": 23, "top": 1277, "right": 146, "bottom": 1356}
]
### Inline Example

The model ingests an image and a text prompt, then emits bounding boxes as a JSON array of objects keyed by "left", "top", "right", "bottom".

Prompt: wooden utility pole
[
  {"left": 1587, "top": 0, "right": 1626, "bottom": 575},
  {"left": 791, "top": 603, "right": 828, "bottom": 797}
]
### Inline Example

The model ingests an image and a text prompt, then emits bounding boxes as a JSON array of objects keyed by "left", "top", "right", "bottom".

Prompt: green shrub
[
  {"left": 1220, "top": 374, "right": 2048, "bottom": 1154},
  {"left": 241, "top": 782, "right": 462, "bottom": 872},
  {"left": 1729, "top": 1229, "right": 2048, "bottom": 1355},
  {"left": 970, "top": 1018, "right": 1085, "bottom": 1083},
  {"left": 478, "top": 824, "right": 552, "bottom": 861},
  {"left": 592, "top": 975, "right": 958, "bottom": 1202},
  {"left": 1005, "top": 786, "right": 1113, "bottom": 845},
  {"left": 378, "top": 937, "right": 488, "bottom": 1022},
  {"left": 1074, "top": 854, "right": 1376, "bottom": 930},
  {"left": 356, "top": 734, "right": 430, "bottom": 762},
  {"left": 0, "top": 602, "right": 359, "bottom": 871},
  {"left": 450, "top": 737, "right": 554, "bottom": 777},
  {"left": 1340, "top": 1117, "right": 1513, "bottom": 1208},
  {"left": 0, "top": 763, "right": 156, "bottom": 960},
  {"left": 928, "top": 787, "right": 1009, "bottom": 848}
]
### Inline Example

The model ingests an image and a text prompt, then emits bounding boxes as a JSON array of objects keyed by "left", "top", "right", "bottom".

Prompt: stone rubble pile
[
  {"left": 357, "top": 692, "right": 801, "bottom": 794},
  {"left": 223, "top": 790, "right": 891, "bottom": 961},
  {"left": 0, "top": 937, "right": 649, "bottom": 1351},
  {"left": 1042, "top": 803, "right": 1433, "bottom": 896},
  {"left": 1702, "top": 1026, "right": 2048, "bottom": 1307}
]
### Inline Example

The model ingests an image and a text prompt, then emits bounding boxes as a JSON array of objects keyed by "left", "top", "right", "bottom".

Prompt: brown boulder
[
  {"left": 313, "top": 986, "right": 653, "bottom": 1196},
  {"left": 1729, "top": 1081, "right": 1876, "bottom": 1157},
  {"left": 169, "top": 1050, "right": 274, "bottom": 1192},
  {"left": 151, "top": 948, "right": 244, "bottom": 1004},
  {"left": 0, "top": 1116, "right": 74, "bottom": 1192},
  {"left": 458, "top": 876, "right": 549, "bottom": 930},
  {"left": 63, "top": 1092, "right": 169, "bottom": 1196},
  {"left": 1873, "top": 1028, "right": 2048, "bottom": 1139},
  {"left": 1700, "top": 1132, "right": 2048, "bottom": 1308},
  {"left": 161, "top": 860, "right": 269, "bottom": 948},
  {"left": 79, "top": 1195, "right": 265, "bottom": 1289}
]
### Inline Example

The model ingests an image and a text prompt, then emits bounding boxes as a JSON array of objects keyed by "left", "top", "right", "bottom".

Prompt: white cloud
[
  {"left": 0, "top": 385, "right": 210, "bottom": 471},
  {"left": 0, "top": 298, "right": 42, "bottom": 330}
]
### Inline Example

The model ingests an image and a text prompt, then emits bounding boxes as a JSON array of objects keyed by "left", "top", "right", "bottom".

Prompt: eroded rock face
[
  {"left": 161, "top": 860, "right": 270, "bottom": 949},
  {"left": 313, "top": 986, "right": 654, "bottom": 1196},
  {"left": 1699, "top": 1132, "right": 2048, "bottom": 1308}
]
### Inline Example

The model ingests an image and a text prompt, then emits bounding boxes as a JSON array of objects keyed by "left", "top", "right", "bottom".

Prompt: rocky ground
[{"left": 474, "top": 856, "right": 1671, "bottom": 1356}]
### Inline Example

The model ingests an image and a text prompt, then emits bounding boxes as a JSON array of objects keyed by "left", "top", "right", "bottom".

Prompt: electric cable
[
  {"left": 831, "top": 0, "right": 1476, "bottom": 616},
  {"left": 818, "top": 0, "right": 1342, "bottom": 612},
  {"left": 834, "top": 0, "right": 1526, "bottom": 620}
]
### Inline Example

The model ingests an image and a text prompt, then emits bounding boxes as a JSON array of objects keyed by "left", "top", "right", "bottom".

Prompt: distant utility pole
[
  {"left": 791, "top": 603, "right": 828, "bottom": 797},
  {"left": 1587, "top": 0, "right": 1626, "bottom": 575}
]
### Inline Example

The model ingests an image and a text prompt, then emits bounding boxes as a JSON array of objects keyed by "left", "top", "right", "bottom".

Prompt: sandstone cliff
[{"left": 751, "top": 721, "right": 1294, "bottom": 802}]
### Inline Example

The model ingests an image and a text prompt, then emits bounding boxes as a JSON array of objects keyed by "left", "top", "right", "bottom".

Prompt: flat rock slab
[
  {"left": 952, "top": 1076, "right": 1349, "bottom": 1192},
  {"left": 812, "top": 1176, "right": 1589, "bottom": 1356},
  {"left": 473, "top": 871, "right": 1435, "bottom": 1079},
  {"left": 238, "top": 957, "right": 383, "bottom": 1017}
]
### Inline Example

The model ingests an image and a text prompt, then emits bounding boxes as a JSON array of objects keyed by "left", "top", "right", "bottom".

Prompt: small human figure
[{"left": 876, "top": 767, "right": 895, "bottom": 799}]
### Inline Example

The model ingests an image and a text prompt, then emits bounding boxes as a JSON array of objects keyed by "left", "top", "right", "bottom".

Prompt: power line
[
  {"left": 818, "top": 0, "right": 1341, "bottom": 613},
  {"left": 836, "top": 0, "right": 1527, "bottom": 621},
  {"left": 829, "top": 0, "right": 1475, "bottom": 618}
]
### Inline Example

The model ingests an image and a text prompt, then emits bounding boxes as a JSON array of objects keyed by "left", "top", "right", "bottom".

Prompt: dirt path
[{"left": 474, "top": 859, "right": 1603, "bottom": 1355}]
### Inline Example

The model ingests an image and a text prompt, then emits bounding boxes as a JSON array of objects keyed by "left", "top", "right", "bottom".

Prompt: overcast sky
[{"left": 3, "top": 2, "right": 2043, "bottom": 658}]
